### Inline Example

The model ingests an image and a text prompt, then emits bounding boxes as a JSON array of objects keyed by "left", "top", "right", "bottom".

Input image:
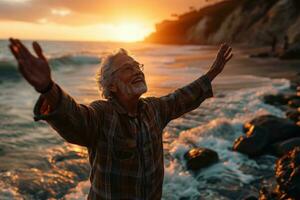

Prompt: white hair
[{"left": 96, "top": 48, "right": 129, "bottom": 99}]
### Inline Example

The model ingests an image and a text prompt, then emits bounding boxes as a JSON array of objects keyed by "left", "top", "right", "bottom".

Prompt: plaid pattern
[{"left": 33, "top": 75, "right": 213, "bottom": 199}]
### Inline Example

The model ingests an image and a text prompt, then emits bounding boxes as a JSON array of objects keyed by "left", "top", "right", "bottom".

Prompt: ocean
[{"left": 0, "top": 40, "right": 290, "bottom": 199}]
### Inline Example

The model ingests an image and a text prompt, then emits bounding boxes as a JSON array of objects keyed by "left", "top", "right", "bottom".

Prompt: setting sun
[{"left": 108, "top": 22, "right": 153, "bottom": 42}]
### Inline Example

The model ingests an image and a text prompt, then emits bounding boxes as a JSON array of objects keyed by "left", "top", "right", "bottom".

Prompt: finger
[
  {"left": 9, "top": 38, "right": 29, "bottom": 61},
  {"left": 9, "top": 37, "right": 18, "bottom": 46},
  {"left": 9, "top": 38, "right": 22, "bottom": 58},
  {"left": 219, "top": 43, "right": 228, "bottom": 56},
  {"left": 33, "top": 41, "right": 46, "bottom": 61},
  {"left": 10, "top": 38, "right": 28, "bottom": 60},
  {"left": 225, "top": 54, "right": 233, "bottom": 62},
  {"left": 15, "top": 39, "right": 34, "bottom": 58},
  {"left": 9, "top": 44, "right": 21, "bottom": 60},
  {"left": 224, "top": 47, "right": 232, "bottom": 58}
]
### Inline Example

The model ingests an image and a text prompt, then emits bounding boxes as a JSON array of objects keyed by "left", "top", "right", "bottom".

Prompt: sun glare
[{"left": 111, "top": 22, "right": 153, "bottom": 42}]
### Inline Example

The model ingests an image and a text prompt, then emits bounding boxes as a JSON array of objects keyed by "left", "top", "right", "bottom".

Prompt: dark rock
[
  {"left": 258, "top": 187, "right": 278, "bottom": 200},
  {"left": 288, "top": 99, "right": 300, "bottom": 108},
  {"left": 234, "top": 115, "right": 300, "bottom": 157},
  {"left": 184, "top": 147, "right": 219, "bottom": 171},
  {"left": 271, "top": 137, "right": 300, "bottom": 157},
  {"left": 257, "top": 147, "right": 300, "bottom": 199},
  {"left": 286, "top": 109, "right": 300, "bottom": 122},
  {"left": 275, "top": 147, "right": 300, "bottom": 199},
  {"left": 233, "top": 126, "right": 270, "bottom": 157},
  {"left": 264, "top": 93, "right": 300, "bottom": 107},
  {"left": 286, "top": 94, "right": 300, "bottom": 101},
  {"left": 246, "top": 115, "right": 300, "bottom": 143},
  {"left": 263, "top": 94, "right": 288, "bottom": 106},
  {"left": 243, "top": 195, "right": 258, "bottom": 200}
]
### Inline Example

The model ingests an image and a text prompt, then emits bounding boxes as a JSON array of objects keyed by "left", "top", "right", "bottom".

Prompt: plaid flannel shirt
[{"left": 33, "top": 75, "right": 213, "bottom": 200}]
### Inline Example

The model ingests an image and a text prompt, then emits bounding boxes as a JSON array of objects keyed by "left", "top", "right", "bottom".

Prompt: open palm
[
  {"left": 9, "top": 38, "right": 52, "bottom": 93},
  {"left": 211, "top": 43, "right": 233, "bottom": 74},
  {"left": 206, "top": 43, "right": 233, "bottom": 81}
]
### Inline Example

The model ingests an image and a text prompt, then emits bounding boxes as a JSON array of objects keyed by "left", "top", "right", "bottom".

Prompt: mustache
[{"left": 131, "top": 71, "right": 145, "bottom": 81}]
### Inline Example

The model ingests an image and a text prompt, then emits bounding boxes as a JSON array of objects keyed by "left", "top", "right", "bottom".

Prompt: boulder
[
  {"left": 234, "top": 115, "right": 300, "bottom": 157},
  {"left": 271, "top": 137, "right": 300, "bottom": 157},
  {"left": 243, "top": 196, "right": 258, "bottom": 200},
  {"left": 275, "top": 147, "right": 300, "bottom": 199},
  {"left": 256, "top": 147, "right": 300, "bottom": 199},
  {"left": 286, "top": 109, "right": 300, "bottom": 122},
  {"left": 263, "top": 94, "right": 289, "bottom": 106},
  {"left": 258, "top": 187, "right": 278, "bottom": 200},
  {"left": 288, "top": 99, "right": 300, "bottom": 108},
  {"left": 263, "top": 93, "right": 300, "bottom": 106},
  {"left": 184, "top": 147, "right": 219, "bottom": 171},
  {"left": 233, "top": 126, "right": 269, "bottom": 157},
  {"left": 245, "top": 115, "right": 300, "bottom": 143}
]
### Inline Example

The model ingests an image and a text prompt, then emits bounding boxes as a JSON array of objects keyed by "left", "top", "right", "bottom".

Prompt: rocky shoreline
[{"left": 184, "top": 73, "right": 300, "bottom": 199}]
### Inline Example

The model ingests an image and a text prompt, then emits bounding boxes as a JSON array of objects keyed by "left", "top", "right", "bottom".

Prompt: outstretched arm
[
  {"left": 154, "top": 43, "right": 233, "bottom": 127},
  {"left": 9, "top": 38, "right": 102, "bottom": 147}
]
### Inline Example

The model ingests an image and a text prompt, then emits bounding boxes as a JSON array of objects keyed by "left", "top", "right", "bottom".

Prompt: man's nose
[{"left": 132, "top": 69, "right": 144, "bottom": 77}]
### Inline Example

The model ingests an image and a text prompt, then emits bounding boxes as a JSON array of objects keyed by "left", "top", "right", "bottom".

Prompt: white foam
[
  {"left": 64, "top": 180, "right": 90, "bottom": 200},
  {"left": 162, "top": 77, "right": 288, "bottom": 198},
  {"left": 0, "top": 181, "right": 23, "bottom": 200},
  {"left": 163, "top": 160, "right": 200, "bottom": 200}
]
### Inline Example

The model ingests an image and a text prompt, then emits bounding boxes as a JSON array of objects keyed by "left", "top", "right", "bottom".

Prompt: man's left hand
[{"left": 206, "top": 43, "right": 233, "bottom": 82}]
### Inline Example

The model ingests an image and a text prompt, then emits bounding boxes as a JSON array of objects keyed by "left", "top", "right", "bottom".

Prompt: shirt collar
[{"left": 108, "top": 97, "right": 146, "bottom": 118}]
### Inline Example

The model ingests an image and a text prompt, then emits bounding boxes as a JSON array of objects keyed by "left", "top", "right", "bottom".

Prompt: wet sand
[{"left": 170, "top": 45, "right": 300, "bottom": 90}]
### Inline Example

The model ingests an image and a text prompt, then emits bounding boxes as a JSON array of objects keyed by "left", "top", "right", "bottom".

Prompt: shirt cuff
[{"left": 33, "top": 83, "right": 62, "bottom": 121}]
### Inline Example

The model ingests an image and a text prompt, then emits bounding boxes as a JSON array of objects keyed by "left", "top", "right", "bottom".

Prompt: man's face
[{"left": 111, "top": 54, "right": 147, "bottom": 98}]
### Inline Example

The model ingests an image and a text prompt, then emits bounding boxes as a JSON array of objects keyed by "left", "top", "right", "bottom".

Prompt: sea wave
[
  {"left": 0, "top": 55, "right": 101, "bottom": 81},
  {"left": 0, "top": 61, "right": 20, "bottom": 81},
  {"left": 49, "top": 55, "right": 100, "bottom": 67},
  {"left": 0, "top": 144, "right": 89, "bottom": 200}
]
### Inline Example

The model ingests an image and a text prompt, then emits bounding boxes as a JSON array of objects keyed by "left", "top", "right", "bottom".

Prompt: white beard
[{"left": 116, "top": 80, "right": 147, "bottom": 97}]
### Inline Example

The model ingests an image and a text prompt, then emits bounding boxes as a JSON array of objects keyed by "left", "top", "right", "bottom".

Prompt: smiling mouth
[{"left": 131, "top": 77, "right": 144, "bottom": 84}]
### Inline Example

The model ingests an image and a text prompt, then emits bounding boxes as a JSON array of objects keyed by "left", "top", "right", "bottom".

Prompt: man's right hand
[{"left": 9, "top": 38, "right": 53, "bottom": 93}]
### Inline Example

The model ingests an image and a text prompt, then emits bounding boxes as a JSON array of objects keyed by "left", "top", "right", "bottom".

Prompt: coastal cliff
[{"left": 145, "top": 0, "right": 300, "bottom": 46}]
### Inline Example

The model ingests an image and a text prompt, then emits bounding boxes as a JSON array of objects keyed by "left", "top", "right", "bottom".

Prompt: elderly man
[{"left": 9, "top": 38, "right": 233, "bottom": 200}]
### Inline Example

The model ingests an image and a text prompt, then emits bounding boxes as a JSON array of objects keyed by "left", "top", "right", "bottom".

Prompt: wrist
[
  {"left": 206, "top": 71, "right": 216, "bottom": 82},
  {"left": 36, "top": 80, "right": 54, "bottom": 94}
]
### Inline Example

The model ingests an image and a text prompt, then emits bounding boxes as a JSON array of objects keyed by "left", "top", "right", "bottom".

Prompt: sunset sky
[{"left": 0, "top": 0, "right": 220, "bottom": 42}]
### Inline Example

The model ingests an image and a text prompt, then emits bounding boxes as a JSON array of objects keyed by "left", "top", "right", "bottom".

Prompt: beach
[{"left": 1, "top": 40, "right": 300, "bottom": 199}]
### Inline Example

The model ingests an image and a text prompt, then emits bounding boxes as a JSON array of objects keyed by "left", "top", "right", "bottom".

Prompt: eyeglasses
[{"left": 112, "top": 62, "right": 144, "bottom": 75}]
